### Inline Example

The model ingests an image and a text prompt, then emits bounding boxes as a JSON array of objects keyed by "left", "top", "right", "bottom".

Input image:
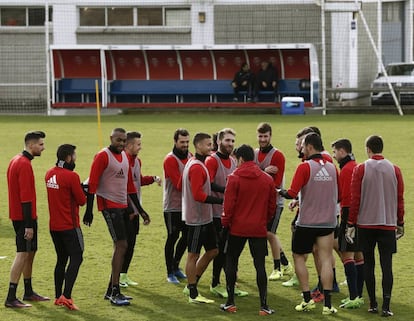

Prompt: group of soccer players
[{"left": 4, "top": 125, "right": 405, "bottom": 318}]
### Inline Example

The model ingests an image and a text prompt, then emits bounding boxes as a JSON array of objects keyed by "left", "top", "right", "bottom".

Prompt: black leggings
[
  {"left": 225, "top": 235, "right": 268, "bottom": 307},
  {"left": 121, "top": 216, "right": 139, "bottom": 273},
  {"left": 51, "top": 229, "right": 84, "bottom": 299},
  {"left": 164, "top": 212, "right": 188, "bottom": 274},
  {"left": 359, "top": 228, "right": 396, "bottom": 308}
]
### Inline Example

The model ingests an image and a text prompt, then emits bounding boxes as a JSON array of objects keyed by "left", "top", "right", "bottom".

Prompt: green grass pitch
[{"left": 0, "top": 112, "right": 412, "bottom": 321}]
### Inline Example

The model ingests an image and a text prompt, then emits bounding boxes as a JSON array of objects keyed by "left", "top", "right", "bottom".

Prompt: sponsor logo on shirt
[
  {"left": 116, "top": 168, "right": 125, "bottom": 179},
  {"left": 314, "top": 167, "right": 333, "bottom": 182},
  {"left": 46, "top": 174, "right": 59, "bottom": 189}
]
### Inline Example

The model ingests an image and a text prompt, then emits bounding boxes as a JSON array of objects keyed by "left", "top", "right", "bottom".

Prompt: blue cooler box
[{"left": 281, "top": 97, "right": 305, "bottom": 115}]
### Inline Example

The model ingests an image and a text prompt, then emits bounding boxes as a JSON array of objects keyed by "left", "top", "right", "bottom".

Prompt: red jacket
[
  {"left": 46, "top": 166, "right": 86, "bottom": 231},
  {"left": 222, "top": 161, "right": 276, "bottom": 237}
]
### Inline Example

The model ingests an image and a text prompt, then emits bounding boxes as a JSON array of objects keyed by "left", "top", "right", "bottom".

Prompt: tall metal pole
[
  {"left": 45, "top": 1, "right": 51, "bottom": 115},
  {"left": 321, "top": 0, "right": 327, "bottom": 115}
]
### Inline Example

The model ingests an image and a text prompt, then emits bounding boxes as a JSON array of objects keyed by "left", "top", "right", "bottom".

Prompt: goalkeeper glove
[{"left": 82, "top": 193, "right": 94, "bottom": 226}]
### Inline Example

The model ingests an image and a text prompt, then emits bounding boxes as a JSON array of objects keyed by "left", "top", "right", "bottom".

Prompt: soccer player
[
  {"left": 331, "top": 139, "right": 364, "bottom": 309},
  {"left": 347, "top": 135, "right": 405, "bottom": 317},
  {"left": 45, "top": 144, "right": 86, "bottom": 310},
  {"left": 163, "top": 128, "right": 191, "bottom": 284},
  {"left": 205, "top": 128, "right": 248, "bottom": 298},
  {"left": 254, "top": 122, "right": 293, "bottom": 281},
  {"left": 279, "top": 133, "right": 340, "bottom": 315},
  {"left": 221, "top": 144, "right": 276, "bottom": 315},
  {"left": 83, "top": 128, "right": 147, "bottom": 306},
  {"left": 5, "top": 131, "right": 50, "bottom": 308},
  {"left": 121, "top": 131, "right": 155, "bottom": 288},
  {"left": 182, "top": 132, "right": 222, "bottom": 303}
]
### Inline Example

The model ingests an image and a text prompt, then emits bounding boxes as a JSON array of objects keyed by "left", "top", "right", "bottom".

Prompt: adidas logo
[
  {"left": 314, "top": 167, "right": 333, "bottom": 182},
  {"left": 46, "top": 174, "right": 59, "bottom": 189},
  {"left": 115, "top": 168, "right": 125, "bottom": 178}
]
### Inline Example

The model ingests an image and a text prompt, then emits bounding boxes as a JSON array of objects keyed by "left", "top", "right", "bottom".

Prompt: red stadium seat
[
  {"left": 180, "top": 50, "right": 214, "bottom": 80},
  {"left": 146, "top": 50, "right": 180, "bottom": 80},
  {"left": 109, "top": 50, "right": 146, "bottom": 80},
  {"left": 58, "top": 50, "right": 101, "bottom": 78},
  {"left": 281, "top": 49, "right": 310, "bottom": 79},
  {"left": 213, "top": 50, "right": 247, "bottom": 80}
]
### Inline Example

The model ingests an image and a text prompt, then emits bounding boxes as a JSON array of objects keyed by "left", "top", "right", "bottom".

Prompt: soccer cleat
[
  {"left": 259, "top": 306, "right": 275, "bottom": 315},
  {"left": 5, "top": 298, "right": 32, "bottom": 308},
  {"left": 167, "top": 273, "right": 180, "bottom": 284},
  {"left": 182, "top": 285, "right": 190, "bottom": 296},
  {"left": 368, "top": 303, "right": 378, "bottom": 314},
  {"left": 23, "top": 292, "right": 50, "bottom": 301},
  {"left": 234, "top": 287, "right": 249, "bottom": 297},
  {"left": 339, "top": 298, "right": 361, "bottom": 309},
  {"left": 118, "top": 293, "right": 133, "bottom": 301},
  {"left": 282, "top": 263, "right": 294, "bottom": 276},
  {"left": 55, "top": 295, "right": 79, "bottom": 311},
  {"left": 382, "top": 310, "right": 394, "bottom": 317},
  {"left": 282, "top": 274, "right": 299, "bottom": 287},
  {"left": 174, "top": 269, "right": 187, "bottom": 279},
  {"left": 311, "top": 289, "right": 324, "bottom": 303},
  {"left": 322, "top": 306, "right": 338, "bottom": 315},
  {"left": 109, "top": 293, "right": 130, "bottom": 306},
  {"left": 340, "top": 297, "right": 350, "bottom": 304},
  {"left": 120, "top": 273, "right": 138, "bottom": 286},
  {"left": 268, "top": 269, "right": 283, "bottom": 281},
  {"left": 220, "top": 303, "right": 237, "bottom": 313},
  {"left": 210, "top": 285, "right": 228, "bottom": 298},
  {"left": 295, "top": 299, "right": 316, "bottom": 312},
  {"left": 368, "top": 306, "right": 378, "bottom": 313},
  {"left": 357, "top": 297, "right": 365, "bottom": 305},
  {"left": 188, "top": 295, "right": 214, "bottom": 304}
]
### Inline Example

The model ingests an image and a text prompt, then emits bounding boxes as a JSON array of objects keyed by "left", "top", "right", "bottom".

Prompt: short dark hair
[
  {"left": 366, "top": 135, "right": 383, "bottom": 153},
  {"left": 193, "top": 132, "right": 211, "bottom": 146},
  {"left": 304, "top": 133, "right": 323, "bottom": 152},
  {"left": 257, "top": 122, "right": 272, "bottom": 135},
  {"left": 111, "top": 128, "right": 126, "bottom": 135},
  {"left": 126, "top": 131, "right": 142, "bottom": 142},
  {"left": 56, "top": 144, "right": 76, "bottom": 161},
  {"left": 24, "top": 131, "right": 46, "bottom": 144},
  {"left": 308, "top": 126, "right": 322, "bottom": 137},
  {"left": 296, "top": 127, "right": 316, "bottom": 139},
  {"left": 331, "top": 138, "right": 352, "bottom": 154},
  {"left": 174, "top": 128, "right": 189, "bottom": 142},
  {"left": 234, "top": 144, "right": 254, "bottom": 161}
]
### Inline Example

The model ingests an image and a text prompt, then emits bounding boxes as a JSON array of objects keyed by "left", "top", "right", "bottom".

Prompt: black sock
[
  {"left": 323, "top": 290, "right": 332, "bottom": 308},
  {"left": 303, "top": 291, "right": 311, "bottom": 302},
  {"left": 24, "top": 278, "right": 33, "bottom": 296},
  {"left": 7, "top": 283, "right": 18, "bottom": 301},
  {"left": 280, "top": 251, "right": 289, "bottom": 266},
  {"left": 333, "top": 268, "right": 338, "bottom": 286},
  {"left": 273, "top": 259, "right": 281, "bottom": 270},
  {"left": 188, "top": 283, "right": 198, "bottom": 299},
  {"left": 111, "top": 285, "right": 120, "bottom": 296},
  {"left": 382, "top": 295, "right": 391, "bottom": 311}
]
